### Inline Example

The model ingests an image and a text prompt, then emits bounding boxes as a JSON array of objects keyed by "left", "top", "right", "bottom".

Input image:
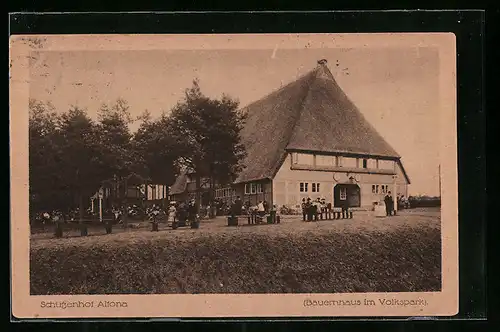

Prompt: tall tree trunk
[{"left": 195, "top": 174, "right": 201, "bottom": 214}]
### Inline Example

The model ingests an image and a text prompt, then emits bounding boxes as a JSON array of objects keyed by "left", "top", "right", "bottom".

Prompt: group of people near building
[
  {"left": 166, "top": 199, "right": 198, "bottom": 224},
  {"left": 301, "top": 197, "right": 334, "bottom": 222}
]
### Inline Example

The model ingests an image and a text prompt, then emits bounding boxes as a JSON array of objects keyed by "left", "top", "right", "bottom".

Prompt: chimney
[{"left": 317, "top": 59, "right": 328, "bottom": 66}]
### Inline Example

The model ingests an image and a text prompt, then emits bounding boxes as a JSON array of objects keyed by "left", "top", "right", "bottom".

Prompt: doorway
[{"left": 334, "top": 184, "right": 361, "bottom": 208}]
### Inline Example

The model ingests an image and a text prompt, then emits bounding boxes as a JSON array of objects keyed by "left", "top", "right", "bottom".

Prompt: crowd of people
[
  {"left": 32, "top": 192, "right": 413, "bottom": 228},
  {"left": 300, "top": 197, "right": 334, "bottom": 222}
]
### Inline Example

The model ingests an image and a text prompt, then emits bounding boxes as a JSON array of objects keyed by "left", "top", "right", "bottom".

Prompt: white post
[
  {"left": 99, "top": 197, "right": 103, "bottom": 223},
  {"left": 91, "top": 198, "right": 95, "bottom": 213},
  {"left": 392, "top": 175, "right": 398, "bottom": 213}
]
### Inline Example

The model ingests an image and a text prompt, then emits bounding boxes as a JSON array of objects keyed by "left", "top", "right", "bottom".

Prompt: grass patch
[{"left": 30, "top": 223, "right": 441, "bottom": 295}]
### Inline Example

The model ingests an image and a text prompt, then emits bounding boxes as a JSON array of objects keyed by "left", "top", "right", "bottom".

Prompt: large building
[{"left": 171, "top": 59, "right": 410, "bottom": 210}]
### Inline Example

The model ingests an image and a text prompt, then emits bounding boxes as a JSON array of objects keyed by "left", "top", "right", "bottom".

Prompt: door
[{"left": 334, "top": 184, "right": 361, "bottom": 208}]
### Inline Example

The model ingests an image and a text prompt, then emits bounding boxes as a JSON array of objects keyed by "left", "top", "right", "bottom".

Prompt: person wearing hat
[
  {"left": 306, "top": 198, "right": 313, "bottom": 221},
  {"left": 320, "top": 198, "right": 327, "bottom": 220},
  {"left": 313, "top": 198, "right": 321, "bottom": 221},
  {"left": 301, "top": 198, "right": 307, "bottom": 221}
]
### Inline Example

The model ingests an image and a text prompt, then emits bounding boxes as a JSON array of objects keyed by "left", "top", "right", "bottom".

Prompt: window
[
  {"left": 340, "top": 187, "right": 347, "bottom": 200},
  {"left": 256, "top": 183, "right": 263, "bottom": 193},
  {"left": 299, "top": 182, "right": 309, "bottom": 193},
  {"left": 244, "top": 184, "right": 250, "bottom": 195},
  {"left": 312, "top": 183, "right": 320, "bottom": 192},
  {"left": 372, "top": 185, "right": 376, "bottom": 194},
  {"left": 362, "top": 159, "right": 368, "bottom": 168},
  {"left": 376, "top": 185, "right": 380, "bottom": 194},
  {"left": 381, "top": 185, "right": 388, "bottom": 194},
  {"left": 251, "top": 183, "right": 257, "bottom": 194}
]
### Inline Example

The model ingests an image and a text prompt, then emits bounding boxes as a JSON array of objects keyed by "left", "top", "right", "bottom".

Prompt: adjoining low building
[
  {"left": 169, "top": 169, "right": 212, "bottom": 205},
  {"left": 171, "top": 59, "right": 410, "bottom": 210}
]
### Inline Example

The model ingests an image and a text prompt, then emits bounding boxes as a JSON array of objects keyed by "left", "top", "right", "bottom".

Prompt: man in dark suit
[
  {"left": 384, "top": 191, "right": 393, "bottom": 216},
  {"left": 301, "top": 198, "right": 307, "bottom": 221},
  {"left": 306, "top": 198, "right": 313, "bottom": 221},
  {"left": 234, "top": 196, "right": 243, "bottom": 215}
]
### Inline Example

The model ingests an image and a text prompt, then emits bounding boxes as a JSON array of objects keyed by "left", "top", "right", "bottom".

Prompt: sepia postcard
[{"left": 10, "top": 33, "right": 458, "bottom": 319}]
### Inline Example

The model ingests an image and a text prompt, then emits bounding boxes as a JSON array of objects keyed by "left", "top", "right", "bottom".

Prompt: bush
[
  {"left": 408, "top": 197, "right": 441, "bottom": 208},
  {"left": 31, "top": 226, "right": 441, "bottom": 295}
]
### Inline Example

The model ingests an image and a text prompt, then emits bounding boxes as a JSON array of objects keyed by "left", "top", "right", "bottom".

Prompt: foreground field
[{"left": 30, "top": 208, "right": 441, "bottom": 295}]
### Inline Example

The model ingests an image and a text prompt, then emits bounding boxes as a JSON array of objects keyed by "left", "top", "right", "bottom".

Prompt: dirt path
[{"left": 31, "top": 208, "right": 440, "bottom": 250}]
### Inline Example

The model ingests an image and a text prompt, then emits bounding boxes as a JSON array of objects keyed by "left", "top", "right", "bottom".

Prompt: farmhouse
[{"left": 171, "top": 59, "right": 410, "bottom": 210}]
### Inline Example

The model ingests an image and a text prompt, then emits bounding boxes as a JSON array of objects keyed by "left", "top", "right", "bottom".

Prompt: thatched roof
[{"left": 234, "top": 60, "right": 401, "bottom": 184}]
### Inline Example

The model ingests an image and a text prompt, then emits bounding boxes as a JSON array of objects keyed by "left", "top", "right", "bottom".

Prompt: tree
[
  {"left": 96, "top": 99, "right": 147, "bottom": 208},
  {"left": 167, "top": 79, "right": 247, "bottom": 212},
  {"left": 56, "top": 106, "right": 104, "bottom": 223},
  {"left": 132, "top": 111, "right": 180, "bottom": 203},
  {"left": 28, "top": 99, "right": 64, "bottom": 215}
]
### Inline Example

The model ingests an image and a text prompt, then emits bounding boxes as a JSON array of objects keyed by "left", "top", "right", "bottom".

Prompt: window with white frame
[
  {"left": 312, "top": 183, "right": 320, "bottom": 192},
  {"left": 372, "top": 185, "right": 376, "bottom": 194},
  {"left": 244, "top": 184, "right": 250, "bottom": 194},
  {"left": 256, "top": 183, "right": 263, "bottom": 193},
  {"left": 340, "top": 187, "right": 347, "bottom": 200},
  {"left": 299, "top": 182, "right": 309, "bottom": 193},
  {"left": 251, "top": 183, "right": 257, "bottom": 194}
]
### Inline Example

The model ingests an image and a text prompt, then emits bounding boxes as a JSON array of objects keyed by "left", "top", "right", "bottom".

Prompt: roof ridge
[{"left": 240, "top": 66, "right": 319, "bottom": 112}]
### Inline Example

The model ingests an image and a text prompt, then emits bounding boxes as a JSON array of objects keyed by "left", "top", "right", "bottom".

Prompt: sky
[{"left": 29, "top": 46, "right": 440, "bottom": 196}]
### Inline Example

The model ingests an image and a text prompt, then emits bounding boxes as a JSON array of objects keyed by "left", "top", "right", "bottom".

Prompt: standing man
[
  {"left": 306, "top": 198, "right": 313, "bottom": 222},
  {"left": 384, "top": 191, "right": 392, "bottom": 216},
  {"left": 301, "top": 198, "right": 307, "bottom": 221},
  {"left": 234, "top": 196, "right": 243, "bottom": 215}
]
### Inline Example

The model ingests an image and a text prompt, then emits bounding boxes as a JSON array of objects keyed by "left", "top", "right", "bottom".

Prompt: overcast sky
[{"left": 29, "top": 46, "right": 440, "bottom": 196}]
